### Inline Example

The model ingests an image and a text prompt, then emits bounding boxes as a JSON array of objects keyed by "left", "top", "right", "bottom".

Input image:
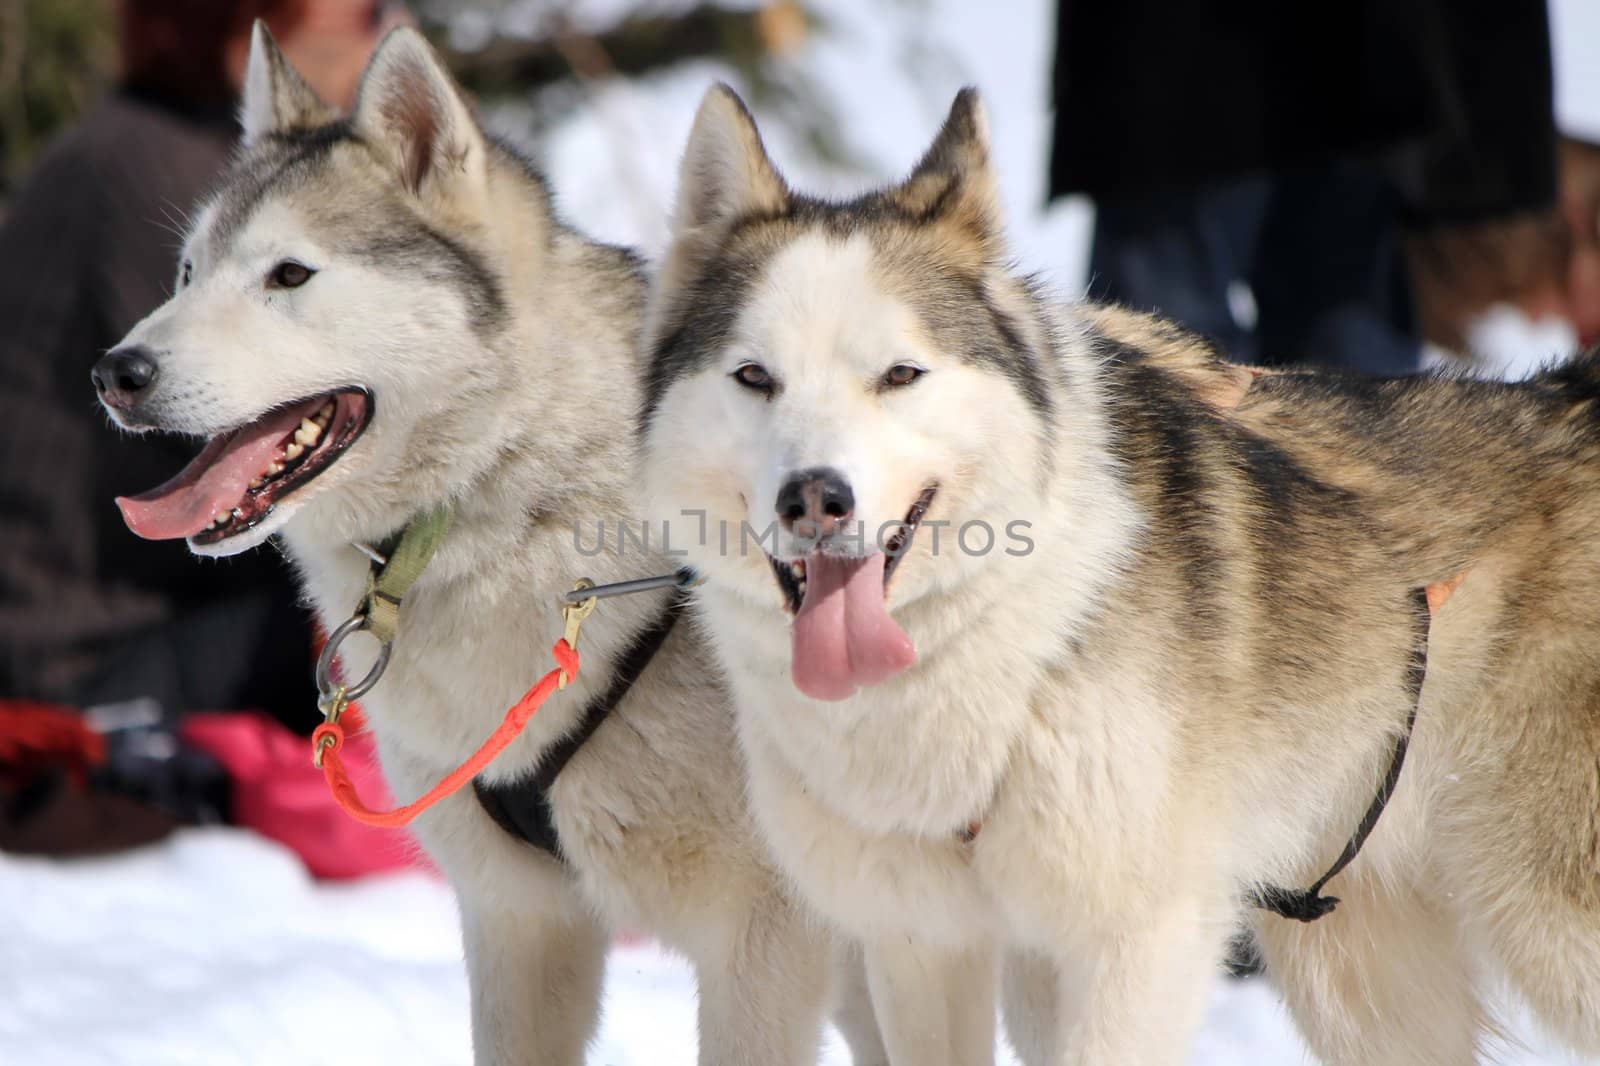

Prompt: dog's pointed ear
[
  {"left": 892, "top": 88, "right": 1003, "bottom": 253},
  {"left": 646, "top": 86, "right": 786, "bottom": 361},
  {"left": 240, "top": 20, "right": 336, "bottom": 146},
  {"left": 672, "top": 84, "right": 788, "bottom": 237},
  {"left": 351, "top": 27, "right": 487, "bottom": 200}
]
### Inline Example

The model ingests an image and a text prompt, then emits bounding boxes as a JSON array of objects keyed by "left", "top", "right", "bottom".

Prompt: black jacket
[
  {"left": 1050, "top": 0, "right": 1556, "bottom": 221},
  {"left": 0, "top": 87, "right": 317, "bottom": 725}
]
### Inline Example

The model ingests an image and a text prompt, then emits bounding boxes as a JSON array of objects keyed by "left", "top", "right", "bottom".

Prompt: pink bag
[{"left": 180, "top": 711, "right": 424, "bottom": 879}]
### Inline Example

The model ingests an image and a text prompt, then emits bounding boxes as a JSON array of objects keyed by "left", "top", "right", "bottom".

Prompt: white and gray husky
[
  {"left": 94, "top": 26, "right": 889, "bottom": 1066},
  {"left": 640, "top": 84, "right": 1600, "bottom": 1066}
]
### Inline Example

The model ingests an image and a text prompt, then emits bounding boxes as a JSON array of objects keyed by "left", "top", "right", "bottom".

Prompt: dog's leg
[
  {"left": 946, "top": 940, "right": 1000, "bottom": 1062},
  {"left": 1001, "top": 949, "right": 1079, "bottom": 1066},
  {"left": 693, "top": 893, "right": 832, "bottom": 1066},
  {"left": 830, "top": 942, "right": 891, "bottom": 1066},
  {"left": 460, "top": 894, "right": 609, "bottom": 1066},
  {"left": 1057, "top": 892, "right": 1227, "bottom": 1066},
  {"left": 1464, "top": 888, "right": 1600, "bottom": 1056},
  {"left": 1253, "top": 873, "right": 1483, "bottom": 1066},
  {"left": 863, "top": 936, "right": 998, "bottom": 1066}
]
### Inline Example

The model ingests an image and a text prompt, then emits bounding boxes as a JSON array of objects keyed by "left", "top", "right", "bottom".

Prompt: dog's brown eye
[
  {"left": 733, "top": 363, "right": 775, "bottom": 393},
  {"left": 268, "top": 260, "right": 315, "bottom": 289},
  {"left": 882, "top": 363, "right": 925, "bottom": 388}
]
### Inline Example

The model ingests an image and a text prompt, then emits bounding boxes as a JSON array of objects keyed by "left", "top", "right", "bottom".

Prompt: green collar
[{"left": 359, "top": 503, "right": 455, "bottom": 644}]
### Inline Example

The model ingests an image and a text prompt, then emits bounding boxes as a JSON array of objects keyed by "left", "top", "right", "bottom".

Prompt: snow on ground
[{"left": 1, "top": 829, "right": 1588, "bottom": 1065}]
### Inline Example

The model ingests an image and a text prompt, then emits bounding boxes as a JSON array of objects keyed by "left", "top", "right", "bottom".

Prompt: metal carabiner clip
[{"left": 559, "top": 580, "right": 599, "bottom": 689}]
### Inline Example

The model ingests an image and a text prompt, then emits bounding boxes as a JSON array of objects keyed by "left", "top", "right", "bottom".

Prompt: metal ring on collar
[{"left": 315, "top": 613, "right": 393, "bottom": 701}]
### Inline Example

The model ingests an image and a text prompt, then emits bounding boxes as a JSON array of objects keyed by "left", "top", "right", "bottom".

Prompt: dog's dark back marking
[
  {"left": 1097, "top": 337, "right": 1223, "bottom": 638},
  {"left": 1093, "top": 329, "right": 1378, "bottom": 661}
]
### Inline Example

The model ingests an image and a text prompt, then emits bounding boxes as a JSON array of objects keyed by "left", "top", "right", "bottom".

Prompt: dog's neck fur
[
  {"left": 686, "top": 304, "right": 1141, "bottom": 839},
  {"left": 427, "top": 170, "right": 641, "bottom": 575},
  {"left": 277, "top": 150, "right": 665, "bottom": 760}
]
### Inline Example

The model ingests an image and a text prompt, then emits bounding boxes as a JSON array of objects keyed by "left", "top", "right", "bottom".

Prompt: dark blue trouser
[{"left": 1088, "top": 166, "right": 1422, "bottom": 376}]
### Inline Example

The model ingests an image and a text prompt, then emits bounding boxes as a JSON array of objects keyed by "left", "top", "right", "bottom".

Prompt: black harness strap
[
  {"left": 474, "top": 591, "right": 688, "bottom": 860},
  {"left": 1252, "top": 585, "right": 1432, "bottom": 922}
]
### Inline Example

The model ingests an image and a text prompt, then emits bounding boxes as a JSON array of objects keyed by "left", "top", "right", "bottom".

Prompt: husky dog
[
  {"left": 640, "top": 84, "right": 1600, "bottom": 1065},
  {"left": 1088, "top": 304, "right": 1600, "bottom": 1064},
  {"left": 92, "top": 27, "right": 886, "bottom": 1066}
]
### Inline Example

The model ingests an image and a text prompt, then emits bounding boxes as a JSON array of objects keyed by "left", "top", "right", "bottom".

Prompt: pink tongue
[
  {"left": 115, "top": 400, "right": 320, "bottom": 540},
  {"left": 790, "top": 551, "right": 916, "bottom": 701}
]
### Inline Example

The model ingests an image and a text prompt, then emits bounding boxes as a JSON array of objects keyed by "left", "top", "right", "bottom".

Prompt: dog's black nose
[
  {"left": 92, "top": 346, "right": 159, "bottom": 408},
  {"left": 776, "top": 467, "right": 855, "bottom": 537}
]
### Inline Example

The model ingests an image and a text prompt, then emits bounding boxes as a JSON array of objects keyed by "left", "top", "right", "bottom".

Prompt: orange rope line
[{"left": 313, "top": 639, "right": 580, "bottom": 828}]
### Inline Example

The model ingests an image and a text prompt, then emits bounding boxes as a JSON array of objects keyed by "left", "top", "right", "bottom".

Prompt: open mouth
[
  {"left": 767, "top": 483, "right": 938, "bottom": 703},
  {"left": 767, "top": 483, "right": 939, "bottom": 614},
  {"left": 116, "top": 389, "right": 372, "bottom": 544}
]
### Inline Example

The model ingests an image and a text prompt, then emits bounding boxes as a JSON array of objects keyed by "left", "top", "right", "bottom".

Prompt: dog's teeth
[
  {"left": 214, "top": 510, "right": 231, "bottom": 525},
  {"left": 249, "top": 476, "right": 265, "bottom": 490},
  {"left": 284, "top": 442, "right": 304, "bottom": 460},
  {"left": 294, "top": 419, "right": 322, "bottom": 446},
  {"left": 267, "top": 460, "right": 285, "bottom": 475},
  {"left": 790, "top": 562, "right": 804, "bottom": 578}
]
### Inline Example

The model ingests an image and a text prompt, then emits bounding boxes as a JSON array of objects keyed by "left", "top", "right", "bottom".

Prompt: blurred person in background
[
  {"left": 0, "top": 0, "right": 403, "bottom": 849},
  {"left": 1050, "top": 0, "right": 1570, "bottom": 374}
]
